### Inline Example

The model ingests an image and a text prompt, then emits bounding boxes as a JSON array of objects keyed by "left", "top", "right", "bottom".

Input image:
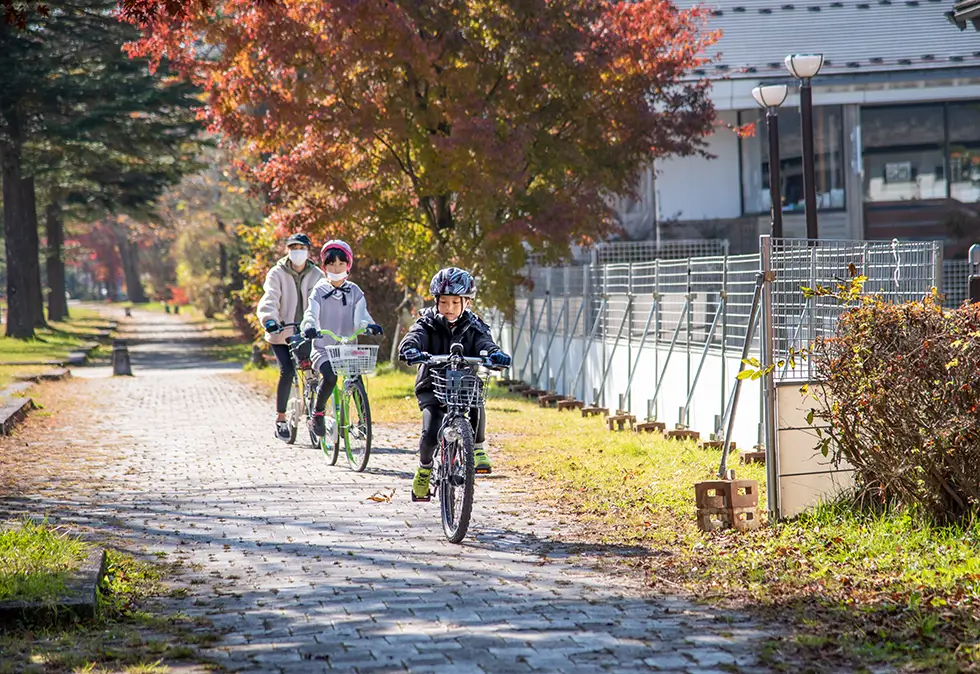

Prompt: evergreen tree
[{"left": 1, "top": 1, "right": 201, "bottom": 333}]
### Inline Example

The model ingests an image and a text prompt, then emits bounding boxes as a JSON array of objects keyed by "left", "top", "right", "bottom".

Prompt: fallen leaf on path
[{"left": 366, "top": 488, "right": 395, "bottom": 503}]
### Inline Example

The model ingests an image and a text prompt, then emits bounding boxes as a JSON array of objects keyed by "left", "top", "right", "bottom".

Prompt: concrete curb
[
  {"left": 12, "top": 368, "right": 72, "bottom": 383},
  {"left": 0, "top": 548, "right": 107, "bottom": 627},
  {"left": 0, "top": 397, "right": 35, "bottom": 436}
]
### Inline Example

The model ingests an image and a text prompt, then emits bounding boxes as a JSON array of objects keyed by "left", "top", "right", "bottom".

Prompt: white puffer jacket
[{"left": 256, "top": 257, "right": 326, "bottom": 345}]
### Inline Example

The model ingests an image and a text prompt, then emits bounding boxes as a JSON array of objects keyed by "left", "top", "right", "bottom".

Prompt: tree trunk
[
  {"left": 45, "top": 198, "right": 69, "bottom": 321},
  {"left": 115, "top": 228, "right": 146, "bottom": 303},
  {"left": 217, "top": 218, "right": 228, "bottom": 281},
  {"left": 22, "top": 176, "right": 45, "bottom": 328},
  {"left": 0, "top": 124, "right": 35, "bottom": 338},
  {"left": 106, "top": 254, "right": 120, "bottom": 302}
]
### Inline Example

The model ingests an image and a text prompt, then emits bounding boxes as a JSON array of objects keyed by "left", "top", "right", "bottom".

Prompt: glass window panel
[
  {"left": 740, "top": 105, "right": 846, "bottom": 215},
  {"left": 947, "top": 102, "right": 980, "bottom": 204},
  {"left": 861, "top": 104, "right": 946, "bottom": 202}
]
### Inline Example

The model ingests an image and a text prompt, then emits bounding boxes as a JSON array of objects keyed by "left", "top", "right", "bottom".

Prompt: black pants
[
  {"left": 314, "top": 361, "right": 338, "bottom": 413},
  {"left": 271, "top": 344, "right": 295, "bottom": 414},
  {"left": 419, "top": 402, "right": 486, "bottom": 466}
]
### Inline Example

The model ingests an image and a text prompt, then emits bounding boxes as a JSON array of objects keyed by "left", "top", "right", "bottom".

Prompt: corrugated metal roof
[{"left": 699, "top": 0, "right": 980, "bottom": 79}]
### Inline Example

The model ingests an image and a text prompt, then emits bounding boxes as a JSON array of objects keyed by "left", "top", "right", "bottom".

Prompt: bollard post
[
  {"left": 251, "top": 344, "right": 267, "bottom": 369},
  {"left": 174, "top": 305, "right": 180, "bottom": 315},
  {"left": 124, "top": 306, "right": 132, "bottom": 317},
  {"left": 112, "top": 340, "right": 133, "bottom": 376},
  {"left": 165, "top": 304, "right": 171, "bottom": 314}
]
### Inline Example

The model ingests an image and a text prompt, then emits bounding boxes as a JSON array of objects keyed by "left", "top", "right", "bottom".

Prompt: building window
[
  {"left": 740, "top": 105, "right": 846, "bottom": 215},
  {"left": 948, "top": 102, "right": 980, "bottom": 204},
  {"left": 861, "top": 104, "right": 945, "bottom": 202}
]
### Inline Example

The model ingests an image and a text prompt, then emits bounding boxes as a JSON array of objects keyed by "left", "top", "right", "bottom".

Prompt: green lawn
[
  {"left": 0, "top": 306, "right": 115, "bottom": 386},
  {"left": 0, "top": 549, "right": 221, "bottom": 673},
  {"left": 0, "top": 520, "right": 90, "bottom": 604}
]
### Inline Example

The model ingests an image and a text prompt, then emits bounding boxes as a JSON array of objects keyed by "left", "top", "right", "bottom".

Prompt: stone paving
[{"left": 1, "top": 309, "right": 783, "bottom": 673}]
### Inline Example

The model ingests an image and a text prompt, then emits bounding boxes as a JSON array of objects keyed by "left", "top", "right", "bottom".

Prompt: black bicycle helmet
[{"left": 430, "top": 267, "right": 477, "bottom": 299}]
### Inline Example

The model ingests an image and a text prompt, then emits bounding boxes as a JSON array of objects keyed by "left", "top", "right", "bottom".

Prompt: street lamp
[
  {"left": 752, "top": 83, "right": 789, "bottom": 238},
  {"left": 969, "top": 243, "right": 980, "bottom": 303},
  {"left": 785, "top": 53, "right": 825, "bottom": 240}
]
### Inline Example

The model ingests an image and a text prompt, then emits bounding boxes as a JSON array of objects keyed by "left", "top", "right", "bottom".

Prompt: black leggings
[
  {"left": 271, "top": 344, "right": 295, "bottom": 414},
  {"left": 314, "top": 361, "right": 338, "bottom": 413},
  {"left": 419, "top": 404, "right": 485, "bottom": 466}
]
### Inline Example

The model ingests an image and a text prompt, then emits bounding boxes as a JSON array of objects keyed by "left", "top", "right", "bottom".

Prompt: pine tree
[{"left": 1, "top": 1, "right": 201, "bottom": 332}]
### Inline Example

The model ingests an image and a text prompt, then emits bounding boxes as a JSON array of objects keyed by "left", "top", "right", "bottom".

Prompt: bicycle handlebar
[
  {"left": 273, "top": 322, "right": 367, "bottom": 344},
  {"left": 426, "top": 354, "right": 485, "bottom": 366},
  {"left": 419, "top": 353, "right": 507, "bottom": 371},
  {"left": 318, "top": 327, "right": 367, "bottom": 344}
]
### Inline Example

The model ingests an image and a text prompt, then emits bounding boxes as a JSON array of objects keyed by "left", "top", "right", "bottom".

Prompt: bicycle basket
[
  {"left": 286, "top": 334, "right": 313, "bottom": 370},
  {"left": 324, "top": 344, "right": 379, "bottom": 377},
  {"left": 431, "top": 367, "right": 488, "bottom": 408}
]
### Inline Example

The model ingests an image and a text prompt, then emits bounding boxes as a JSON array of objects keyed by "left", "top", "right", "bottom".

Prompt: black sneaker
[
  {"left": 311, "top": 413, "right": 326, "bottom": 437},
  {"left": 275, "top": 420, "right": 291, "bottom": 441}
]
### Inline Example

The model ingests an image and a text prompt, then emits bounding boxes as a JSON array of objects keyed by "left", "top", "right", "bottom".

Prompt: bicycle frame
[{"left": 277, "top": 321, "right": 373, "bottom": 462}]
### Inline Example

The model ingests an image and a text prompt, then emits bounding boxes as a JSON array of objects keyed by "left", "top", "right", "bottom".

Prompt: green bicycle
[{"left": 313, "top": 327, "right": 377, "bottom": 472}]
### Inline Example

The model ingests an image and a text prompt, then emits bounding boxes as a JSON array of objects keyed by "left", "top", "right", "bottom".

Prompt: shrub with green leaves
[{"left": 810, "top": 293, "right": 980, "bottom": 524}]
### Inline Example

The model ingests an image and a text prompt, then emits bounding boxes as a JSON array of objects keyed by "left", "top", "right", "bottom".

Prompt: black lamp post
[
  {"left": 970, "top": 244, "right": 980, "bottom": 304},
  {"left": 752, "top": 83, "right": 789, "bottom": 238},
  {"left": 785, "top": 54, "right": 825, "bottom": 240}
]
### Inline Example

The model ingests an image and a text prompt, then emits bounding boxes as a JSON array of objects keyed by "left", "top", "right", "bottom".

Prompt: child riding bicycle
[
  {"left": 300, "top": 240, "right": 383, "bottom": 440},
  {"left": 398, "top": 267, "right": 512, "bottom": 500}
]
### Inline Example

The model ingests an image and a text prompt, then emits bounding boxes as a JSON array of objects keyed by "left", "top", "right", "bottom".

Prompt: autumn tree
[
  {"left": 157, "top": 146, "right": 264, "bottom": 328},
  {"left": 128, "top": 0, "right": 718, "bottom": 311}
]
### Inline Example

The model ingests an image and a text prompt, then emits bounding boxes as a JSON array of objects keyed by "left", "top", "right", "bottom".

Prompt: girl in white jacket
[
  {"left": 256, "top": 233, "right": 325, "bottom": 441},
  {"left": 300, "top": 239, "right": 383, "bottom": 438}
]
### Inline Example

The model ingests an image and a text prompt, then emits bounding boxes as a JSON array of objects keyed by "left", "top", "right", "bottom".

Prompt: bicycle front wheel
[
  {"left": 343, "top": 377, "right": 372, "bottom": 472},
  {"left": 325, "top": 392, "right": 341, "bottom": 466},
  {"left": 440, "top": 417, "right": 475, "bottom": 544}
]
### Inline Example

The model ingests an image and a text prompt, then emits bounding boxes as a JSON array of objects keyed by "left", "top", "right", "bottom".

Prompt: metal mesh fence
[
  {"left": 519, "top": 254, "right": 762, "bottom": 355},
  {"left": 516, "top": 238, "right": 944, "bottom": 379},
  {"left": 589, "top": 239, "right": 729, "bottom": 265},
  {"left": 764, "top": 238, "right": 941, "bottom": 381},
  {"left": 944, "top": 259, "right": 971, "bottom": 309}
]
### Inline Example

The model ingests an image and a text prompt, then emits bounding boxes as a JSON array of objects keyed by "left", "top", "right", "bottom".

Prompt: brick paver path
[{"left": 2, "top": 309, "right": 781, "bottom": 673}]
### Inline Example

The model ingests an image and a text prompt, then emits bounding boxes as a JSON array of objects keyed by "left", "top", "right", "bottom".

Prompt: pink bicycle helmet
[{"left": 320, "top": 239, "right": 354, "bottom": 270}]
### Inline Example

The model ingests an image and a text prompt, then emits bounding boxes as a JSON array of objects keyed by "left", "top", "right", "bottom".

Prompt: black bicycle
[
  {"left": 276, "top": 322, "right": 329, "bottom": 451},
  {"left": 423, "top": 344, "right": 503, "bottom": 543}
]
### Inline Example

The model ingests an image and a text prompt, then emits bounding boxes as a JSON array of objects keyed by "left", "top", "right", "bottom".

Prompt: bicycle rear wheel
[
  {"left": 440, "top": 417, "right": 475, "bottom": 544},
  {"left": 343, "top": 377, "right": 372, "bottom": 472},
  {"left": 304, "top": 376, "right": 319, "bottom": 449}
]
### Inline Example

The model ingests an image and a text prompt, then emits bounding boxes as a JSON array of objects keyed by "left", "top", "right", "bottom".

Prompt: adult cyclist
[{"left": 256, "top": 233, "right": 325, "bottom": 441}]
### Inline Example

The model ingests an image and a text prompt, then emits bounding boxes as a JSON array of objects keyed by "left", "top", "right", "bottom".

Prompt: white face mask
[
  {"left": 327, "top": 271, "right": 349, "bottom": 283},
  {"left": 288, "top": 249, "right": 308, "bottom": 266}
]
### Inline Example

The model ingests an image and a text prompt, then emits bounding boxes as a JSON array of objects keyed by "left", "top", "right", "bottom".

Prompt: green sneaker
[
  {"left": 411, "top": 466, "right": 432, "bottom": 501},
  {"left": 473, "top": 443, "right": 492, "bottom": 475}
]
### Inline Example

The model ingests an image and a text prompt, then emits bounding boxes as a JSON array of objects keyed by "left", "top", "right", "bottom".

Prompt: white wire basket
[
  {"left": 324, "top": 344, "right": 379, "bottom": 377},
  {"left": 432, "top": 368, "right": 488, "bottom": 408}
]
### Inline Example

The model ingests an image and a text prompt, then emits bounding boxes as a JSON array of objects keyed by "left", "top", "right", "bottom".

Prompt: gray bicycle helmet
[{"left": 430, "top": 267, "right": 477, "bottom": 299}]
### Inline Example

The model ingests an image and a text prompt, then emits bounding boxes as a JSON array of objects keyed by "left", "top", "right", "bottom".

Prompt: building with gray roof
[{"left": 616, "top": 0, "right": 980, "bottom": 257}]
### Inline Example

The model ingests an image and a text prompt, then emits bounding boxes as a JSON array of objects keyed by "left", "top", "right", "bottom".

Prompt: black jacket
[{"left": 398, "top": 307, "right": 502, "bottom": 399}]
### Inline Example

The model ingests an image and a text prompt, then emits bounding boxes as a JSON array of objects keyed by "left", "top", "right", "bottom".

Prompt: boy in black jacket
[{"left": 399, "top": 267, "right": 512, "bottom": 500}]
